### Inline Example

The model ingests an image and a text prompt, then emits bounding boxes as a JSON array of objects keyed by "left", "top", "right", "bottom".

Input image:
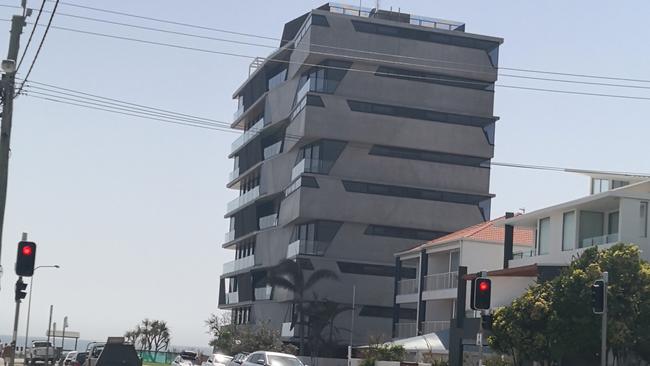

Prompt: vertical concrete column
[
  {"left": 417, "top": 249, "right": 428, "bottom": 335},
  {"left": 392, "top": 257, "right": 402, "bottom": 338}
]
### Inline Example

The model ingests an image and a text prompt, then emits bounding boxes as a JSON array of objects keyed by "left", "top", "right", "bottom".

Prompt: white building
[{"left": 392, "top": 217, "right": 534, "bottom": 339}]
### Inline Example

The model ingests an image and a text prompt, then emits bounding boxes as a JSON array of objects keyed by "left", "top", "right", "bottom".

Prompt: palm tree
[
  {"left": 267, "top": 259, "right": 339, "bottom": 356},
  {"left": 304, "top": 299, "right": 352, "bottom": 358}
]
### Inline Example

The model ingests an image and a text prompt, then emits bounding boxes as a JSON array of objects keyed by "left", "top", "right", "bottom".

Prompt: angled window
[
  {"left": 376, "top": 66, "right": 494, "bottom": 91},
  {"left": 370, "top": 145, "right": 490, "bottom": 168}
]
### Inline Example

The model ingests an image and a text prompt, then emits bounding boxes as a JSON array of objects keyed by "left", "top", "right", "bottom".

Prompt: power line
[
  {"left": 43, "top": 0, "right": 650, "bottom": 84},
  {"left": 15, "top": 0, "right": 46, "bottom": 71},
  {"left": 15, "top": 0, "right": 59, "bottom": 97}
]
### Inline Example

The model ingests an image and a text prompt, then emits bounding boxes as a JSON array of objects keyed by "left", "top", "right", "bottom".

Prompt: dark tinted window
[
  {"left": 364, "top": 225, "right": 448, "bottom": 241},
  {"left": 290, "top": 221, "right": 342, "bottom": 242},
  {"left": 369, "top": 145, "right": 490, "bottom": 168},
  {"left": 376, "top": 66, "right": 494, "bottom": 91},
  {"left": 311, "top": 14, "right": 330, "bottom": 26},
  {"left": 342, "top": 180, "right": 491, "bottom": 206},
  {"left": 306, "top": 95, "right": 324, "bottom": 107},
  {"left": 301, "top": 176, "right": 319, "bottom": 188},
  {"left": 347, "top": 100, "right": 498, "bottom": 128}
]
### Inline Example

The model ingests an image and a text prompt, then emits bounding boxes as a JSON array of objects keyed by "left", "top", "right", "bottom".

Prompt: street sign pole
[
  {"left": 9, "top": 276, "right": 23, "bottom": 366},
  {"left": 601, "top": 271, "right": 608, "bottom": 366}
]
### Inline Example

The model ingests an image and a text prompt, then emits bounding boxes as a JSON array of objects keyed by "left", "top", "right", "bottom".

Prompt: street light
[{"left": 24, "top": 265, "right": 61, "bottom": 355}]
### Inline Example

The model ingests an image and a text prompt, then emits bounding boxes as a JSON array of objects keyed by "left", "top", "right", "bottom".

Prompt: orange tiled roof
[{"left": 401, "top": 216, "right": 534, "bottom": 255}]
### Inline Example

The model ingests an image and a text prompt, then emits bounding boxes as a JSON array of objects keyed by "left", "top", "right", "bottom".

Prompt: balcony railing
[
  {"left": 222, "top": 255, "right": 256, "bottom": 275},
  {"left": 258, "top": 214, "right": 278, "bottom": 230},
  {"left": 582, "top": 233, "right": 620, "bottom": 247},
  {"left": 254, "top": 286, "right": 272, "bottom": 301},
  {"left": 395, "top": 322, "right": 417, "bottom": 339},
  {"left": 397, "top": 279, "right": 419, "bottom": 295},
  {"left": 233, "top": 106, "right": 244, "bottom": 121},
  {"left": 226, "top": 186, "right": 260, "bottom": 213},
  {"left": 263, "top": 141, "right": 282, "bottom": 160},
  {"left": 512, "top": 249, "right": 536, "bottom": 259},
  {"left": 228, "top": 167, "right": 240, "bottom": 182},
  {"left": 287, "top": 239, "right": 328, "bottom": 258},
  {"left": 424, "top": 271, "right": 458, "bottom": 291},
  {"left": 224, "top": 231, "right": 235, "bottom": 243},
  {"left": 225, "top": 292, "right": 239, "bottom": 305},
  {"left": 421, "top": 320, "right": 451, "bottom": 334},
  {"left": 291, "top": 159, "right": 335, "bottom": 180},
  {"left": 231, "top": 118, "right": 265, "bottom": 153}
]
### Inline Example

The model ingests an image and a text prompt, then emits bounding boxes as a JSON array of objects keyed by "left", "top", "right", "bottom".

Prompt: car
[
  {"left": 172, "top": 351, "right": 198, "bottom": 366},
  {"left": 202, "top": 354, "right": 232, "bottom": 366},
  {"left": 58, "top": 351, "right": 78, "bottom": 366},
  {"left": 83, "top": 342, "right": 105, "bottom": 366},
  {"left": 70, "top": 352, "right": 88, "bottom": 366},
  {"left": 242, "top": 352, "right": 304, "bottom": 366},
  {"left": 26, "top": 340, "right": 56, "bottom": 365},
  {"left": 226, "top": 353, "right": 248, "bottom": 366}
]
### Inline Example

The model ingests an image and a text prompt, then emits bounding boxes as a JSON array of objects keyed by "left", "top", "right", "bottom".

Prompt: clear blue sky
[{"left": 0, "top": 0, "right": 649, "bottom": 347}]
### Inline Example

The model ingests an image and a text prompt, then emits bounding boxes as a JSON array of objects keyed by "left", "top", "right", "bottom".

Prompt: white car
[
  {"left": 172, "top": 351, "right": 198, "bottom": 366},
  {"left": 202, "top": 354, "right": 232, "bottom": 366},
  {"left": 242, "top": 352, "right": 303, "bottom": 366}
]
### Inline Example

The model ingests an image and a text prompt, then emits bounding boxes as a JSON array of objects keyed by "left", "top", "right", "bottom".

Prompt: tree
[
  {"left": 489, "top": 244, "right": 650, "bottom": 365},
  {"left": 125, "top": 319, "right": 171, "bottom": 361},
  {"left": 303, "top": 299, "right": 352, "bottom": 357},
  {"left": 206, "top": 313, "right": 296, "bottom": 355},
  {"left": 266, "top": 259, "right": 339, "bottom": 356}
]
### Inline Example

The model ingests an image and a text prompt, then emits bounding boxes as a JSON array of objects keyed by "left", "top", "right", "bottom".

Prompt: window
[
  {"left": 579, "top": 211, "right": 605, "bottom": 247},
  {"left": 612, "top": 180, "right": 629, "bottom": 189},
  {"left": 608, "top": 211, "right": 619, "bottom": 235},
  {"left": 295, "top": 60, "right": 353, "bottom": 104},
  {"left": 537, "top": 217, "right": 550, "bottom": 255},
  {"left": 285, "top": 176, "right": 320, "bottom": 197},
  {"left": 591, "top": 179, "right": 610, "bottom": 194},
  {"left": 337, "top": 261, "right": 413, "bottom": 277},
  {"left": 295, "top": 140, "right": 347, "bottom": 174},
  {"left": 290, "top": 221, "right": 342, "bottom": 242},
  {"left": 562, "top": 211, "right": 576, "bottom": 251},
  {"left": 642, "top": 202, "right": 648, "bottom": 238},
  {"left": 375, "top": 66, "right": 494, "bottom": 91},
  {"left": 369, "top": 145, "right": 490, "bottom": 168},
  {"left": 267, "top": 356, "right": 302, "bottom": 366},
  {"left": 364, "top": 225, "right": 448, "bottom": 241},
  {"left": 450, "top": 251, "right": 460, "bottom": 272}
]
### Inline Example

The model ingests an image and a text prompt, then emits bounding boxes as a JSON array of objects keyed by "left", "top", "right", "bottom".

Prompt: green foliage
[
  {"left": 125, "top": 319, "right": 170, "bottom": 355},
  {"left": 360, "top": 340, "right": 406, "bottom": 363},
  {"left": 205, "top": 313, "right": 296, "bottom": 355},
  {"left": 488, "top": 243, "right": 650, "bottom": 365}
]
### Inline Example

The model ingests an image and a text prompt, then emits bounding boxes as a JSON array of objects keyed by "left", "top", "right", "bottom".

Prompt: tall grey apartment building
[{"left": 218, "top": 2, "right": 503, "bottom": 349}]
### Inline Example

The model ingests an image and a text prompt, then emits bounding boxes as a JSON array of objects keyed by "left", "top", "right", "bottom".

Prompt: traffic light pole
[
  {"left": 601, "top": 271, "right": 608, "bottom": 366},
  {"left": 477, "top": 310, "right": 484, "bottom": 366},
  {"left": 9, "top": 276, "right": 23, "bottom": 366}
]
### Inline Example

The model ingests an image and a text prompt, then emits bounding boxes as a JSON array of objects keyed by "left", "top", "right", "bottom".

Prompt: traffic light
[
  {"left": 471, "top": 277, "right": 492, "bottom": 310},
  {"left": 592, "top": 279, "right": 605, "bottom": 314},
  {"left": 15, "top": 241, "right": 36, "bottom": 276},
  {"left": 481, "top": 313, "right": 493, "bottom": 331},
  {"left": 15, "top": 278, "right": 27, "bottom": 302}
]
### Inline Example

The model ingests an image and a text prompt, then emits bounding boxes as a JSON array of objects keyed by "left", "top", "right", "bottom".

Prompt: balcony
[
  {"left": 512, "top": 249, "right": 536, "bottom": 259},
  {"left": 291, "top": 159, "right": 335, "bottom": 180},
  {"left": 222, "top": 255, "right": 256, "bottom": 275},
  {"left": 286, "top": 239, "right": 329, "bottom": 258},
  {"left": 225, "top": 292, "right": 239, "bottom": 305},
  {"left": 228, "top": 167, "right": 240, "bottom": 182},
  {"left": 281, "top": 322, "right": 294, "bottom": 337},
  {"left": 424, "top": 272, "right": 458, "bottom": 291},
  {"left": 226, "top": 186, "right": 260, "bottom": 213},
  {"left": 258, "top": 214, "right": 278, "bottom": 230},
  {"left": 582, "top": 233, "right": 620, "bottom": 247},
  {"left": 233, "top": 106, "right": 244, "bottom": 121},
  {"left": 224, "top": 231, "right": 235, "bottom": 243},
  {"left": 395, "top": 322, "right": 417, "bottom": 339},
  {"left": 254, "top": 286, "right": 272, "bottom": 301},
  {"left": 397, "top": 279, "right": 419, "bottom": 295},
  {"left": 231, "top": 118, "right": 265, "bottom": 153},
  {"left": 263, "top": 141, "right": 282, "bottom": 160},
  {"left": 421, "top": 320, "right": 451, "bottom": 334}
]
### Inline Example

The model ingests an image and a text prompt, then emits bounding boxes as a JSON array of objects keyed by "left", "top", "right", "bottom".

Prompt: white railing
[
  {"left": 424, "top": 271, "right": 458, "bottom": 291},
  {"left": 287, "top": 240, "right": 329, "bottom": 258},
  {"left": 258, "top": 214, "right": 278, "bottom": 230},
  {"left": 263, "top": 141, "right": 282, "bottom": 160},
  {"left": 512, "top": 249, "right": 536, "bottom": 259},
  {"left": 281, "top": 322, "right": 294, "bottom": 337},
  {"left": 225, "top": 292, "right": 239, "bottom": 305},
  {"left": 254, "top": 286, "right": 272, "bottom": 301},
  {"left": 397, "top": 279, "right": 419, "bottom": 295},
  {"left": 228, "top": 168, "right": 240, "bottom": 182},
  {"left": 222, "top": 255, "right": 256, "bottom": 275},
  {"left": 421, "top": 320, "right": 451, "bottom": 334},
  {"left": 231, "top": 118, "right": 265, "bottom": 152},
  {"left": 224, "top": 231, "right": 235, "bottom": 243},
  {"left": 395, "top": 322, "right": 417, "bottom": 339},
  {"left": 226, "top": 186, "right": 260, "bottom": 213},
  {"left": 291, "top": 158, "right": 335, "bottom": 180},
  {"left": 582, "top": 233, "right": 620, "bottom": 247}
]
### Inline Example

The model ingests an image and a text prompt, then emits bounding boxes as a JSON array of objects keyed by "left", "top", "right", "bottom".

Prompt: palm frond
[{"left": 305, "top": 269, "right": 339, "bottom": 290}]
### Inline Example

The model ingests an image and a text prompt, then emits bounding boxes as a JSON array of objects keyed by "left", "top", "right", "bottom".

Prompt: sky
[{"left": 0, "top": 0, "right": 649, "bottom": 348}]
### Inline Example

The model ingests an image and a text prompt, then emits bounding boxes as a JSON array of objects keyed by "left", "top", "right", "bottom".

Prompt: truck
[
  {"left": 26, "top": 340, "right": 56, "bottom": 365},
  {"left": 83, "top": 337, "right": 141, "bottom": 366}
]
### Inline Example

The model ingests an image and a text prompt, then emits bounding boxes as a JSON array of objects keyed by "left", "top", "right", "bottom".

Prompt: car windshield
[
  {"left": 33, "top": 342, "right": 51, "bottom": 348},
  {"left": 180, "top": 353, "right": 197, "bottom": 361},
  {"left": 267, "top": 356, "right": 302, "bottom": 366},
  {"left": 215, "top": 355, "right": 232, "bottom": 363}
]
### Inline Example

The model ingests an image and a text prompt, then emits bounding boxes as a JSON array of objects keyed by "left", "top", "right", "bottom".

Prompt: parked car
[
  {"left": 82, "top": 342, "right": 105, "bottom": 366},
  {"left": 70, "top": 352, "right": 88, "bottom": 366},
  {"left": 172, "top": 351, "right": 198, "bottom": 366},
  {"left": 26, "top": 341, "right": 56, "bottom": 365},
  {"left": 226, "top": 353, "right": 248, "bottom": 366},
  {"left": 242, "top": 352, "right": 303, "bottom": 366},
  {"left": 59, "top": 351, "right": 78, "bottom": 366},
  {"left": 202, "top": 354, "right": 232, "bottom": 366}
]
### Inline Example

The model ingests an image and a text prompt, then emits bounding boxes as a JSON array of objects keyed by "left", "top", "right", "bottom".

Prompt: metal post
[
  {"left": 52, "top": 322, "right": 56, "bottom": 362},
  {"left": 477, "top": 310, "right": 483, "bottom": 366},
  {"left": 61, "top": 317, "right": 68, "bottom": 351},
  {"left": 349, "top": 285, "right": 356, "bottom": 347},
  {"left": 46, "top": 305, "right": 53, "bottom": 366},
  {"left": 0, "top": 15, "right": 26, "bottom": 281},
  {"left": 601, "top": 272, "right": 608, "bottom": 366},
  {"left": 24, "top": 274, "right": 34, "bottom": 353},
  {"left": 9, "top": 276, "right": 23, "bottom": 366}
]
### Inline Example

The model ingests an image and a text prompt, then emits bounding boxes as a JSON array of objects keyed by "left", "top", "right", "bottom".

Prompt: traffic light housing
[
  {"left": 471, "top": 277, "right": 492, "bottom": 310},
  {"left": 15, "top": 241, "right": 36, "bottom": 276},
  {"left": 592, "top": 279, "right": 605, "bottom": 314},
  {"left": 481, "top": 313, "right": 493, "bottom": 331},
  {"left": 15, "top": 278, "right": 27, "bottom": 302}
]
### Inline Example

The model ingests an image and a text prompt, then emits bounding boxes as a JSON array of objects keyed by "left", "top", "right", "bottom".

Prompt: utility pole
[
  {"left": 601, "top": 272, "right": 609, "bottom": 366},
  {"left": 0, "top": 8, "right": 28, "bottom": 290},
  {"left": 46, "top": 305, "right": 53, "bottom": 366}
]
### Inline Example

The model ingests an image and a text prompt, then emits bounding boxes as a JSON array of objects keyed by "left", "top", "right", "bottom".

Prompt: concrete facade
[{"left": 217, "top": 3, "right": 503, "bottom": 349}]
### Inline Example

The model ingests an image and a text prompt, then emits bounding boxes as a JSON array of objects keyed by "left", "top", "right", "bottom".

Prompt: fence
[{"left": 137, "top": 351, "right": 177, "bottom": 364}]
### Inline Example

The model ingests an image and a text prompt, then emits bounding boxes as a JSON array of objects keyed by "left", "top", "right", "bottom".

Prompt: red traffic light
[
  {"left": 22, "top": 245, "right": 33, "bottom": 256},
  {"left": 479, "top": 280, "right": 490, "bottom": 292}
]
